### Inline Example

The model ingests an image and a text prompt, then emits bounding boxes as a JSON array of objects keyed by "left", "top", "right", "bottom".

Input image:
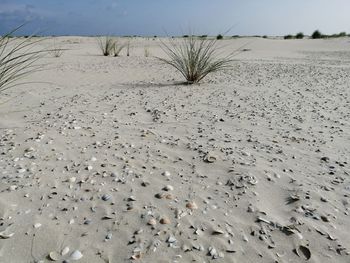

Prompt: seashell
[
  {"left": 0, "top": 231, "right": 14, "bottom": 239},
  {"left": 186, "top": 201, "right": 198, "bottom": 210},
  {"left": 68, "top": 177, "right": 76, "bottom": 183},
  {"left": 204, "top": 153, "right": 217, "bottom": 163},
  {"left": 61, "top": 246, "right": 70, "bottom": 256},
  {"left": 160, "top": 217, "right": 171, "bottom": 224},
  {"left": 162, "top": 171, "right": 171, "bottom": 177},
  {"left": 70, "top": 250, "right": 83, "bottom": 260},
  {"left": 34, "top": 223, "right": 42, "bottom": 229},
  {"left": 48, "top": 251, "right": 60, "bottom": 261},
  {"left": 163, "top": 185, "right": 174, "bottom": 191},
  {"left": 296, "top": 245, "right": 311, "bottom": 260},
  {"left": 147, "top": 218, "right": 157, "bottom": 225},
  {"left": 101, "top": 194, "right": 111, "bottom": 201},
  {"left": 130, "top": 254, "right": 141, "bottom": 260},
  {"left": 167, "top": 236, "right": 177, "bottom": 243},
  {"left": 212, "top": 228, "right": 225, "bottom": 235}
]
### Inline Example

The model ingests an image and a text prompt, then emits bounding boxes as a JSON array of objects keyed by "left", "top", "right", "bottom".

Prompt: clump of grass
[
  {"left": 49, "top": 39, "right": 64, "bottom": 58},
  {"left": 158, "top": 35, "right": 234, "bottom": 84},
  {"left": 144, "top": 46, "right": 150, "bottom": 57},
  {"left": 126, "top": 40, "right": 131, "bottom": 56},
  {"left": 98, "top": 36, "right": 115, "bottom": 56},
  {"left": 0, "top": 25, "right": 45, "bottom": 93},
  {"left": 113, "top": 40, "right": 126, "bottom": 57}
]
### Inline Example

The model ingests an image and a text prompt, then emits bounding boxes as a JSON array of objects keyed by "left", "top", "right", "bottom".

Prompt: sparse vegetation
[
  {"left": 113, "top": 40, "right": 126, "bottom": 57},
  {"left": 158, "top": 35, "right": 234, "bottom": 84},
  {"left": 295, "top": 32, "right": 304, "bottom": 39},
  {"left": 284, "top": 35, "right": 294, "bottom": 40},
  {"left": 49, "top": 40, "right": 64, "bottom": 58},
  {"left": 311, "top": 30, "right": 323, "bottom": 39},
  {"left": 98, "top": 36, "right": 115, "bottom": 56},
  {"left": 126, "top": 40, "right": 131, "bottom": 56},
  {"left": 144, "top": 46, "right": 150, "bottom": 57},
  {"left": 0, "top": 25, "right": 45, "bottom": 93},
  {"left": 216, "top": 34, "right": 224, "bottom": 40}
]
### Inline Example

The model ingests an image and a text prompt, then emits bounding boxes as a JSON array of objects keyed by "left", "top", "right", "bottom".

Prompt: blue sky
[{"left": 1, "top": 0, "right": 349, "bottom": 36}]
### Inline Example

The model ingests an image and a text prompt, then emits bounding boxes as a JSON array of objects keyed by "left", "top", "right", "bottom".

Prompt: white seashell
[
  {"left": 34, "top": 223, "right": 42, "bottom": 229},
  {"left": 0, "top": 231, "right": 14, "bottom": 239},
  {"left": 69, "top": 177, "right": 76, "bottom": 183},
  {"left": 70, "top": 250, "right": 83, "bottom": 260},
  {"left": 49, "top": 251, "right": 60, "bottom": 261},
  {"left": 61, "top": 246, "right": 70, "bottom": 256}
]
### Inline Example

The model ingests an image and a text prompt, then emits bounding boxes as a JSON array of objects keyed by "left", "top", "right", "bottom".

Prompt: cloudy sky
[{"left": 1, "top": 0, "right": 349, "bottom": 36}]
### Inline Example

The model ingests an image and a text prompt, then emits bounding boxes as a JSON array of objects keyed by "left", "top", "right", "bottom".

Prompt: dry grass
[
  {"left": 0, "top": 26, "right": 45, "bottom": 93},
  {"left": 113, "top": 40, "right": 126, "bottom": 57},
  {"left": 98, "top": 36, "right": 115, "bottom": 56},
  {"left": 158, "top": 35, "right": 234, "bottom": 84},
  {"left": 49, "top": 39, "right": 64, "bottom": 58}
]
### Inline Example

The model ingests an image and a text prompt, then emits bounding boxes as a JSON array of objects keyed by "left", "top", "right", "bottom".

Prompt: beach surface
[{"left": 0, "top": 36, "right": 350, "bottom": 262}]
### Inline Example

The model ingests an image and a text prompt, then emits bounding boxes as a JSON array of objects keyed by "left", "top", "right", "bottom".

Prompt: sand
[{"left": 0, "top": 36, "right": 349, "bottom": 262}]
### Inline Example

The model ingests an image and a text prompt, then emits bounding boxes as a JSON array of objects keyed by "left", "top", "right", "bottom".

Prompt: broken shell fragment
[
  {"left": 296, "top": 245, "right": 311, "bottom": 260},
  {"left": 204, "top": 153, "right": 217, "bottom": 163},
  {"left": 48, "top": 251, "right": 60, "bottom": 261}
]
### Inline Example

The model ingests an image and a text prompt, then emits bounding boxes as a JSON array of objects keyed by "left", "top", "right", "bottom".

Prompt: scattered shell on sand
[
  {"left": 204, "top": 153, "right": 217, "bottom": 163},
  {"left": 163, "top": 185, "right": 174, "bottom": 191},
  {"left": 147, "top": 218, "right": 157, "bottom": 225},
  {"left": 49, "top": 251, "right": 60, "bottom": 261},
  {"left": 70, "top": 250, "right": 83, "bottom": 260},
  {"left": 61, "top": 247, "right": 70, "bottom": 256},
  {"left": 186, "top": 201, "right": 198, "bottom": 210},
  {"left": 160, "top": 217, "right": 171, "bottom": 224},
  {"left": 296, "top": 245, "right": 311, "bottom": 260},
  {"left": 0, "top": 231, "right": 14, "bottom": 239}
]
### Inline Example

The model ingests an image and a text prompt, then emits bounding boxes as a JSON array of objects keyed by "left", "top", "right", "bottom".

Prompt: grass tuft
[
  {"left": 0, "top": 25, "right": 46, "bottom": 93},
  {"left": 158, "top": 35, "right": 235, "bottom": 84},
  {"left": 98, "top": 36, "right": 115, "bottom": 56},
  {"left": 113, "top": 40, "right": 126, "bottom": 57}
]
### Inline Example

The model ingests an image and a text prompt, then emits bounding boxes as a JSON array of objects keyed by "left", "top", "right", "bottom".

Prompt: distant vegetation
[
  {"left": 283, "top": 30, "right": 348, "bottom": 40},
  {"left": 295, "top": 32, "right": 304, "bottom": 39},
  {"left": 216, "top": 34, "right": 224, "bottom": 40}
]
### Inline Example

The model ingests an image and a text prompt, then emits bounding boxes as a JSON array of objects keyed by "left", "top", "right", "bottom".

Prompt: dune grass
[
  {"left": 0, "top": 26, "right": 46, "bottom": 93},
  {"left": 49, "top": 39, "right": 64, "bottom": 58},
  {"left": 113, "top": 40, "right": 126, "bottom": 57},
  {"left": 98, "top": 36, "right": 115, "bottom": 56},
  {"left": 158, "top": 35, "right": 234, "bottom": 84}
]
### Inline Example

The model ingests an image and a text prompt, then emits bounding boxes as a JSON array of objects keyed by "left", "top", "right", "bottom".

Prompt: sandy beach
[{"left": 0, "top": 36, "right": 349, "bottom": 262}]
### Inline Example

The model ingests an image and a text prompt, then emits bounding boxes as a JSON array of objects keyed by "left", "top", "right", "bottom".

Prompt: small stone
[{"left": 105, "top": 233, "right": 112, "bottom": 240}]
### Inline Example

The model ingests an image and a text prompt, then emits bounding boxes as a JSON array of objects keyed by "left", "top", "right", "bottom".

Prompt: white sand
[{"left": 0, "top": 36, "right": 349, "bottom": 262}]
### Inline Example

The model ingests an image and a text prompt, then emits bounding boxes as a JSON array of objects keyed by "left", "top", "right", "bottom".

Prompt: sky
[{"left": 0, "top": 0, "right": 350, "bottom": 36}]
